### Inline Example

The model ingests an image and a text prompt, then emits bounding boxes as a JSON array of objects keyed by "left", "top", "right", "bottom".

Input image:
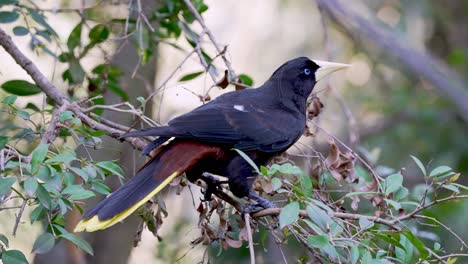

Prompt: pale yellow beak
[{"left": 312, "top": 60, "right": 351, "bottom": 82}]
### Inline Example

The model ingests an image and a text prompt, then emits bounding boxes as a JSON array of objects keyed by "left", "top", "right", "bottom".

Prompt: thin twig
[
  {"left": 244, "top": 214, "right": 256, "bottom": 264},
  {"left": 182, "top": 0, "right": 236, "bottom": 80},
  {"left": 12, "top": 199, "right": 27, "bottom": 236}
]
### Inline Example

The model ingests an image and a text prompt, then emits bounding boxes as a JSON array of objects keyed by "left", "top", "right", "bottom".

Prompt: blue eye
[{"left": 304, "top": 68, "right": 311, "bottom": 75}]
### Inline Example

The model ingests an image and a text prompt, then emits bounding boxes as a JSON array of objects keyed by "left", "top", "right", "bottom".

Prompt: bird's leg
[
  {"left": 242, "top": 192, "right": 276, "bottom": 215},
  {"left": 200, "top": 172, "right": 229, "bottom": 201}
]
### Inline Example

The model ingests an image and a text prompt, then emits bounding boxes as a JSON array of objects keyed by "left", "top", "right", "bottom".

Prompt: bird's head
[{"left": 268, "top": 57, "right": 350, "bottom": 98}]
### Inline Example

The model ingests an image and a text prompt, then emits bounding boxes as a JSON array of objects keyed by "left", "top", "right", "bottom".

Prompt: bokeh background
[{"left": 0, "top": 0, "right": 467, "bottom": 263}]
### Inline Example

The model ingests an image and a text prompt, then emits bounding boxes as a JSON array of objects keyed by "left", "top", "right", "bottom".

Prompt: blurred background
[{"left": 0, "top": 0, "right": 467, "bottom": 263}]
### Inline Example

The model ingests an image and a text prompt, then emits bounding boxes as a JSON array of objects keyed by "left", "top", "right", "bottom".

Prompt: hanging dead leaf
[
  {"left": 307, "top": 96, "right": 324, "bottom": 118},
  {"left": 216, "top": 70, "right": 229, "bottom": 89}
]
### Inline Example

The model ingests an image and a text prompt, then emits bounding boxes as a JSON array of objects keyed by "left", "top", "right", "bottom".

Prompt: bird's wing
[{"left": 123, "top": 95, "right": 303, "bottom": 152}]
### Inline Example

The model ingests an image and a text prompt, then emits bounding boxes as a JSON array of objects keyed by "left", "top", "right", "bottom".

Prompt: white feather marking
[{"left": 233, "top": 105, "right": 247, "bottom": 112}]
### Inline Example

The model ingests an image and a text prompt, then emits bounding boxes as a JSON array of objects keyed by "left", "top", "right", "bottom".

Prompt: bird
[{"left": 74, "top": 57, "right": 350, "bottom": 232}]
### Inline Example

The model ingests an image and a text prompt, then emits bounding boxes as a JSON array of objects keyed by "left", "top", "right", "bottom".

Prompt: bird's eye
[{"left": 304, "top": 68, "right": 311, "bottom": 75}]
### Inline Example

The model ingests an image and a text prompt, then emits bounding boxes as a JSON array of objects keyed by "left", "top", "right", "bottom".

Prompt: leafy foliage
[{"left": 0, "top": 0, "right": 466, "bottom": 263}]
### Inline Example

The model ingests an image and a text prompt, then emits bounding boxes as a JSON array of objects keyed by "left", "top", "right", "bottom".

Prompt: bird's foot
[
  {"left": 199, "top": 172, "right": 229, "bottom": 202},
  {"left": 241, "top": 192, "right": 275, "bottom": 215}
]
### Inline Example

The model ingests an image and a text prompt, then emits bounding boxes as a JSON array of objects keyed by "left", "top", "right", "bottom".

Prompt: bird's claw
[
  {"left": 199, "top": 172, "right": 228, "bottom": 201},
  {"left": 241, "top": 191, "right": 276, "bottom": 217}
]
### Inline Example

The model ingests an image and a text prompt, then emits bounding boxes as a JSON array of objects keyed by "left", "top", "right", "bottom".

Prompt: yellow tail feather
[{"left": 74, "top": 171, "right": 180, "bottom": 232}]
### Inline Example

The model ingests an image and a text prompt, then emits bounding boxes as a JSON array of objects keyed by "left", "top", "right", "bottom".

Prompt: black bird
[{"left": 75, "top": 57, "right": 349, "bottom": 232}]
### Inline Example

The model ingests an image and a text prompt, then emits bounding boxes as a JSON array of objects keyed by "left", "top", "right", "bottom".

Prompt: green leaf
[
  {"left": 350, "top": 245, "right": 359, "bottom": 264},
  {"left": 384, "top": 198, "right": 401, "bottom": 210},
  {"left": 384, "top": 173, "right": 403, "bottom": 195},
  {"left": 396, "top": 233, "right": 414, "bottom": 263},
  {"left": 374, "top": 233, "right": 406, "bottom": 252},
  {"left": 307, "top": 235, "right": 339, "bottom": 260},
  {"left": 45, "top": 153, "right": 77, "bottom": 165},
  {"left": 1, "top": 80, "right": 42, "bottom": 96},
  {"left": 59, "top": 111, "right": 73, "bottom": 122},
  {"left": 306, "top": 204, "right": 333, "bottom": 230},
  {"left": 1, "top": 250, "right": 28, "bottom": 264},
  {"left": 55, "top": 226, "right": 93, "bottom": 255},
  {"left": 0, "top": 234, "right": 9, "bottom": 247},
  {"left": 31, "top": 143, "right": 48, "bottom": 173},
  {"left": 68, "top": 190, "right": 95, "bottom": 201},
  {"left": 179, "top": 71, "right": 204, "bottom": 82},
  {"left": 30, "top": 205, "right": 45, "bottom": 223},
  {"left": 13, "top": 26, "right": 29, "bottom": 36},
  {"left": 429, "top": 166, "right": 453, "bottom": 178},
  {"left": 300, "top": 174, "right": 312, "bottom": 197},
  {"left": 231, "top": 149, "right": 260, "bottom": 175},
  {"left": 361, "top": 250, "right": 372, "bottom": 263},
  {"left": 441, "top": 183, "right": 460, "bottom": 193},
  {"left": 358, "top": 217, "right": 374, "bottom": 230},
  {"left": 0, "top": 135, "right": 9, "bottom": 149},
  {"left": 69, "top": 167, "right": 88, "bottom": 182},
  {"left": 271, "top": 177, "right": 282, "bottom": 191},
  {"left": 29, "top": 9, "right": 57, "bottom": 36},
  {"left": 0, "top": 11, "right": 19, "bottom": 23},
  {"left": 0, "top": 0, "right": 18, "bottom": 7},
  {"left": 23, "top": 177, "right": 38, "bottom": 197},
  {"left": 410, "top": 155, "right": 426, "bottom": 176},
  {"left": 307, "top": 234, "right": 329, "bottom": 247},
  {"left": 15, "top": 109, "right": 30, "bottom": 120},
  {"left": 67, "top": 23, "right": 82, "bottom": 51},
  {"left": 279, "top": 201, "right": 299, "bottom": 229},
  {"left": 96, "top": 161, "right": 124, "bottom": 178},
  {"left": 402, "top": 230, "right": 429, "bottom": 259},
  {"left": 268, "top": 163, "right": 302, "bottom": 175},
  {"left": 32, "top": 233, "right": 55, "bottom": 254},
  {"left": 89, "top": 24, "right": 109, "bottom": 43},
  {"left": 91, "top": 181, "right": 111, "bottom": 195},
  {"left": 238, "top": 74, "right": 253, "bottom": 86},
  {"left": 2, "top": 95, "right": 17, "bottom": 104},
  {"left": 67, "top": 59, "right": 85, "bottom": 84},
  {"left": 0, "top": 176, "right": 16, "bottom": 197},
  {"left": 36, "top": 184, "right": 51, "bottom": 209}
]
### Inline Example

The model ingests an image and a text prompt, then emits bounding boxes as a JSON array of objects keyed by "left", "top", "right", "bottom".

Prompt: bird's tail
[{"left": 74, "top": 142, "right": 221, "bottom": 232}]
